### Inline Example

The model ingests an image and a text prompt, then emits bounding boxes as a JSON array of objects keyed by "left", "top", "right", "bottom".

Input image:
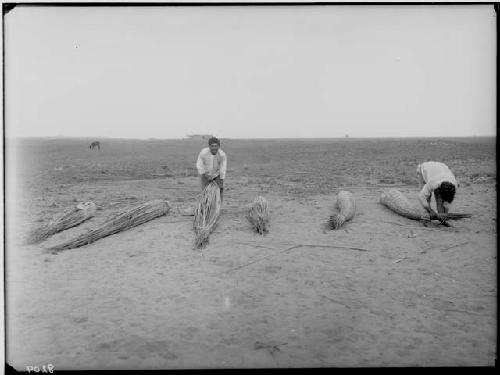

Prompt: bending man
[{"left": 416, "top": 161, "right": 458, "bottom": 223}]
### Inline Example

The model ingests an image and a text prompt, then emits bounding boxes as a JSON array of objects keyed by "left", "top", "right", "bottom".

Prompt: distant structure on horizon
[
  {"left": 187, "top": 134, "right": 211, "bottom": 141},
  {"left": 345, "top": 134, "right": 349, "bottom": 138}
]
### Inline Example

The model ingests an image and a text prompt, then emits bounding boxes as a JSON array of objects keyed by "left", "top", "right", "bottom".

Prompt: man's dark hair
[
  {"left": 436, "top": 181, "right": 456, "bottom": 203},
  {"left": 208, "top": 136, "right": 220, "bottom": 146}
]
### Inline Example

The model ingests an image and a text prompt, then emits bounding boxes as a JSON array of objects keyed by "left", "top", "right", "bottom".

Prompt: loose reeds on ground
[
  {"left": 328, "top": 190, "right": 356, "bottom": 229},
  {"left": 48, "top": 199, "right": 170, "bottom": 253},
  {"left": 380, "top": 188, "right": 471, "bottom": 222},
  {"left": 247, "top": 196, "right": 270, "bottom": 235},
  {"left": 193, "top": 181, "right": 221, "bottom": 249},
  {"left": 26, "top": 201, "right": 97, "bottom": 245}
]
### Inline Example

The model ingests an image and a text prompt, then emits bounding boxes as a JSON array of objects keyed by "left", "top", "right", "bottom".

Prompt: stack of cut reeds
[
  {"left": 48, "top": 199, "right": 170, "bottom": 252},
  {"left": 328, "top": 190, "right": 356, "bottom": 229},
  {"left": 193, "top": 181, "right": 221, "bottom": 249},
  {"left": 26, "top": 201, "right": 97, "bottom": 245},
  {"left": 247, "top": 196, "right": 270, "bottom": 235}
]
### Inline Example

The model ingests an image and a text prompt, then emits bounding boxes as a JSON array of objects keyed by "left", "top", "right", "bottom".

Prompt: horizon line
[{"left": 8, "top": 135, "right": 497, "bottom": 141}]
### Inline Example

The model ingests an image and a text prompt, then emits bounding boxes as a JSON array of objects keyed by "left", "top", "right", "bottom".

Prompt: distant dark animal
[{"left": 89, "top": 141, "right": 100, "bottom": 150}]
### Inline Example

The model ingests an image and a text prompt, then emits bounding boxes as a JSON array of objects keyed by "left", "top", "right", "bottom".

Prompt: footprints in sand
[
  {"left": 253, "top": 340, "right": 288, "bottom": 356},
  {"left": 72, "top": 316, "right": 89, "bottom": 324},
  {"left": 96, "top": 337, "right": 178, "bottom": 361}
]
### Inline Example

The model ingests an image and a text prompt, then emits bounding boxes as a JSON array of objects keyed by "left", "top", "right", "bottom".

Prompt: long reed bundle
[
  {"left": 380, "top": 189, "right": 425, "bottom": 220},
  {"left": 26, "top": 201, "right": 97, "bottom": 245},
  {"left": 328, "top": 190, "right": 356, "bottom": 229},
  {"left": 380, "top": 189, "right": 471, "bottom": 221},
  {"left": 193, "top": 181, "right": 221, "bottom": 249},
  {"left": 247, "top": 196, "right": 270, "bottom": 235},
  {"left": 48, "top": 199, "right": 170, "bottom": 252}
]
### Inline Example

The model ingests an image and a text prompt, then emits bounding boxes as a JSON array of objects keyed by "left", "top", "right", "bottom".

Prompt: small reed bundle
[
  {"left": 193, "top": 181, "right": 221, "bottom": 249},
  {"left": 328, "top": 190, "right": 356, "bottom": 229},
  {"left": 247, "top": 196, "right": 270, "bottom": 235},
  {"left": 26, "top": 201, "right": 97, "bottom": 245},
  {"left": 49, "top": 199, "right": 170, "bottom": 252},
  {"left": 380, "top": 189, "right": 471, "bottom": 221}
]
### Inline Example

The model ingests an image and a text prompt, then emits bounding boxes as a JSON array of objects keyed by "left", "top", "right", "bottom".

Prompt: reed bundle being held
[
  {"left": 380, "top": 189, "right": 471, "bottom": 222},
  {"left": 26, "top": 201, "right": 97, "bottom": 245},
  {"left": 380, "top": 189, "right": 425, "bottom": 220},
  {"left": 328, "top": 190, "right": 356, "bottom": 229},
  {"left": 48, "top": 199, "right": 170, "bottom": 252},
  {"left": 193, "top": 181, "right": 221, "bottom": 249},
  {"left": 247, "top": 196, "right": 270, "bottom": 235}
]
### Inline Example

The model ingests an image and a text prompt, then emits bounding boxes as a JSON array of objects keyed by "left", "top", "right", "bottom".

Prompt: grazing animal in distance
[{"left": 89, "top": 141, "right": 101, "bottom": 150}]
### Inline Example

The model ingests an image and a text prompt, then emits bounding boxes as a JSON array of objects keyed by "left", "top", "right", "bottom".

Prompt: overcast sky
[{"left": 4, "top": 4, "right": 496, "bottom": 139}]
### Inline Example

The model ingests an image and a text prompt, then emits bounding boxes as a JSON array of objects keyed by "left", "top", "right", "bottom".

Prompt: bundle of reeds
[
  {"left": 193, "top": 181, "right": 221, "bottom": 249},
  {"left": 247, "top": 196, "right": 270, "bottom": 235},
  {"left": 380, "top": 189, "right": 471, "bottom": 222},
  {"left": 328, "top": 190, "right": 356, "bottom": 229},
  {"left": 48, "top": 199, "right": 170, "bottom": 252},
  {"left": 380, "top": 189, "right": 425, "bottom": 220},
  {"left": 26, "top": 201, "right": 97, "bottom": 245}
]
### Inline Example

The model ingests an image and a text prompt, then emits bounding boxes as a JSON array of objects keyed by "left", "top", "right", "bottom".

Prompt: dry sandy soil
[{"left": 5, "top": 137, "right": 497, "bottom": 369}]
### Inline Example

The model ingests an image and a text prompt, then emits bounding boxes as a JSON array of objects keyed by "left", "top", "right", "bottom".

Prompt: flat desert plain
[{"left": 4, "top": 137, "right": 497, "bottom": 369}]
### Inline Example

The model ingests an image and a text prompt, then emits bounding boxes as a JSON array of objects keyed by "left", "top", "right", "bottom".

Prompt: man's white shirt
[
  {"left": 417, "top": 161, "right": 457, "bottom": 208},
  {"left": 196, "top": 148, "right": 227, "bottom": 179}
]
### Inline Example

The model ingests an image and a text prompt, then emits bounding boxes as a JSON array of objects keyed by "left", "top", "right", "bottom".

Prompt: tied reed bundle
[
  {"left": 380, "top": 189, "right": 425, "bottom": 220},
  {"left": 26, "top": 201, "right": 97, "bottom": 245},
  {"left": 48, "top": 199, "right": 170, "bottom": 252},
  {"left": 247, "top": 196, "right": 270, "bottom": 235},
  {"left": 380, "top": 189, "right": 471, "bottom": 222},
  {"left": 328, "top": 191, "right": 356, "bottom": 229},
  {"left": 193, "top": 181, "right": 221, "bottom": 249}
]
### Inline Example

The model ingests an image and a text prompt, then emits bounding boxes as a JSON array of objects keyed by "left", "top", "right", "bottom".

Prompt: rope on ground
[
  {"left": 217, "top": 243, "right": 370, "bottom": 275},
  {"left": 440, "top": 241, "right": 469, "bottom": 252}
]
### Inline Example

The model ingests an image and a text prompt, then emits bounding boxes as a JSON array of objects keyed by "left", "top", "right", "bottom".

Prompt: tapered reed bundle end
[
  {"left": 193, "top": 181, "right": 221, "bottom": 249},
  {"left": 327, "top": 190, "right": 356, "bottom": 230},
  {"left": 328, "top": 213, "right": 346, "bottom": 230},
  {"left": 247, "top": 196, "right": 270, "bottom": 235},
  {"left": 26, "top": 201, "right": 97, "bottom": 245}
]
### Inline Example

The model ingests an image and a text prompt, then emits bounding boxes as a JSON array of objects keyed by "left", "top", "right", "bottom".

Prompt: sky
[{"left": 3, "top": 4, "right": 497, "bottom": 139}]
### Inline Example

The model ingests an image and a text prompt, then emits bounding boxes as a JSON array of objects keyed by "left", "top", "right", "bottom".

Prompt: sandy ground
[{"left": 5, "top": 138, "right": 497, "bottom": 369}]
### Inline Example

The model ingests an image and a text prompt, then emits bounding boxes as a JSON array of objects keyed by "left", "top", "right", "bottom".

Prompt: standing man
[
  {"left": 416, "top": 161, "right": 458, "bottom": 223},
  {"left": 196, "top": 136, "right": 227, "bottom": 202}
]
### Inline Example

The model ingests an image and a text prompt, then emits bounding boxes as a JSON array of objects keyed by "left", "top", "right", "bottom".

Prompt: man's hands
[
  {"left": 427, "top": 208, "right": 448, "bottom": 225},
  {"left": 214, "top": 176, "right": 223, "bottom": 189},
  {"left": 204, "top": 172, "right": 217, "bottom": 181},
  {"left": 436, "top": 213, "right": 449, "bottom": 226},
  {"left": 204, "top": 173, "right": 223, "bottom": 188}
]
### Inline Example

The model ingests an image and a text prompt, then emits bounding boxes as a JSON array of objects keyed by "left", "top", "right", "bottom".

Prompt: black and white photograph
[{"left": 2, "top": 1, "right": 497, "bottom": 370}]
